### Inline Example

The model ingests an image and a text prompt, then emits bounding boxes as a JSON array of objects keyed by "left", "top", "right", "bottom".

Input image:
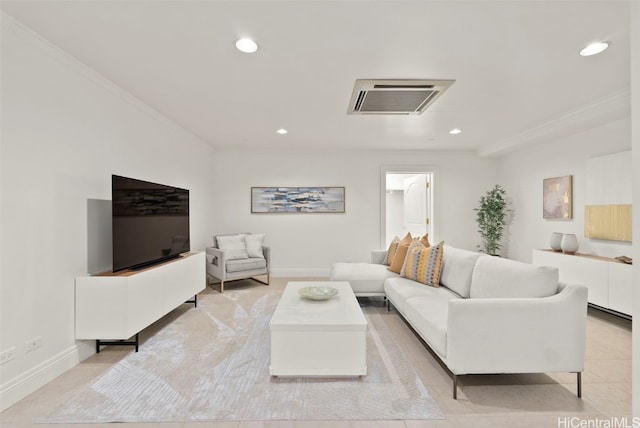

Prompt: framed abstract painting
[
  {"left": 251, "top": 187, "right": 345, "bottom": 213},
  {"left": 543, "top": 176, "right": 572, "bottom": 219}
]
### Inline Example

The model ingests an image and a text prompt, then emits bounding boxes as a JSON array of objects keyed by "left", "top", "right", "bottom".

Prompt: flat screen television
[{"left": 112, "top": 175, "right": 190, "bottom": 272}]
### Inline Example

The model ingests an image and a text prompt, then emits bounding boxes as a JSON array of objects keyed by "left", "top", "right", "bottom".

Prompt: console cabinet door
[
  {"left": 559, "top": 255, "right": 608, "bottom": 308},
  {"left": 75, "top": 277, "right": 129, "bottom": 339},
  {"left": 163, "top": 252, "right": 205, "bottom": 312},
  {"left": 608, "top": 262, "right": 632, "bottom": 316},
  {"left": 128, "top": 265, "right": 167, "bottom": 337}
]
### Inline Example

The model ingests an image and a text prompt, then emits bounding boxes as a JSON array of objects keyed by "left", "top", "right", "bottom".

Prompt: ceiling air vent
[{"left": 348, "top": 79, "right": 455, "bottom": 115}]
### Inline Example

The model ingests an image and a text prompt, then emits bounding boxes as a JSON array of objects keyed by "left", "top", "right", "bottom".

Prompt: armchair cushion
[
  {"left": 227, "top": 257, "right": 267, "bottom": 273},
  {"left": 213, "top": 232, "right": 250, "bottom": 248},
  {"left": 216, "top": 235, "right": 249, "bottom": 260},
  {"left": 245, "top": 234, "right": 265, "bottom": 258}
]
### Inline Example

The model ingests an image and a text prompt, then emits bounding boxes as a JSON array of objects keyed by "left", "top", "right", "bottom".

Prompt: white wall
[
  {"left": 630, "top": 0, "right": 639, "bottom": 418},
  {"left": 386, "top": 191, "right": 404, "bottom": 246},
  {"left": 0, "top": 14, "right": 217, "bottom": 410},
  {"left": 212, "top": 149, "right": 498, "bottom": 275},
  {"left": 497, "top": 118, "right": 632, "bottom": 263}
]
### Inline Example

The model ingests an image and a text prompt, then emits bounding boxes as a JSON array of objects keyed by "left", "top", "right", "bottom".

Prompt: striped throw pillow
[
  {"left": 399, "top": 240, "right": 426, "bottom": 274},
  {"left": 383, "top": 236, "right": 401, "bottom": 265},
  {"left": 401, "top": 241, "right": 444, "bottom": 287}
]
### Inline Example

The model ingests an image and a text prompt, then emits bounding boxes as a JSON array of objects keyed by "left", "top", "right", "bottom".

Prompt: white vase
[
  {"left": 549, "top": 232, "right": 563, "bottom": 252},
  {"left": 561, "top": 234, "right": 579, "bottom": 255}
]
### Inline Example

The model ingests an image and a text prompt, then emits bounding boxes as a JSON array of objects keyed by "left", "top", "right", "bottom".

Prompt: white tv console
[
  {"left": 532, "top": 249, "right": 632, "bottom": 318},
  {"left": 75, "top": 251, "right": 206, "bottom": 352}
]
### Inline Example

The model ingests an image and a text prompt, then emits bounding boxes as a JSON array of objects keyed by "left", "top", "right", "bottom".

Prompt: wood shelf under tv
[
  {"left": 92, "top": 252, "right": 200, "bottom": 277},
  {"left": 75, "top": 252, "right": 206, "bottom": 352}
]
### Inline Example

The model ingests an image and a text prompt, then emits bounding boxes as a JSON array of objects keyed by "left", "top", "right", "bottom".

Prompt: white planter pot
[
  {"left": 550, "top": 232, "right": 563, "bottom": 252},
  {"left": 561, "top": 234, "right": 579, "bottom": 255}
]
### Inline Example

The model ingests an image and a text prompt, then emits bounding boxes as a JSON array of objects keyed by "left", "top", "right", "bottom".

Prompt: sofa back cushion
[
  {"left": 469, "top": 255, "right": 559, "bottom": 299},
  {"left": 440, "top": 245, "right": 482, "bottom": 298}
]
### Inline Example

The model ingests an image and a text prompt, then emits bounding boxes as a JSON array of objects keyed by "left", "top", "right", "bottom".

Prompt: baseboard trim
[
  {"left": 0, "top": 341, "right": 94, "bottom": 412},
  {"left": 270, "top": 268, "right": 330, "bottom": 278}
]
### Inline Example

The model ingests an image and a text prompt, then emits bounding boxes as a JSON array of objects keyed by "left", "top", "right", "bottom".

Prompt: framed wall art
[
  {"left": 251, "top": 187, "right": 345, "bottom": 213},
  {"left": 543, "top": 175, "right": 572, "bottom": 219}
]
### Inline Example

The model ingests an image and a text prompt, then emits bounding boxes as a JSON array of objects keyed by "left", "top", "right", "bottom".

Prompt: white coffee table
[{"left": 269, "top": 281, "right": 367, "bottom": 377}]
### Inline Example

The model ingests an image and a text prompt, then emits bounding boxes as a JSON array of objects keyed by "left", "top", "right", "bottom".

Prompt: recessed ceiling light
[
  {"left": 276, "top": 128, "right": 288, "bottom": 135},
  {"left": 235, "top": 38, "right": 258, "bottom": 53},
  {"left": 579, "top": 41, "right": 610, "bottom": 57},
  {"left": 449, "top": 128, "right": 462, "bottom": 135}
]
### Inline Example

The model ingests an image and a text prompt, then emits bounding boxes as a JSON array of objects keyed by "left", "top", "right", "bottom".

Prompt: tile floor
[{"left": 0, "top": 278, "right": 633, "bottom": 428}]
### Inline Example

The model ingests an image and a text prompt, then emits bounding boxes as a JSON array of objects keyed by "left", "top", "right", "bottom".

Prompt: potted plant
[{"left": 475, "top": 185, "right": 510, "bottom": 256}]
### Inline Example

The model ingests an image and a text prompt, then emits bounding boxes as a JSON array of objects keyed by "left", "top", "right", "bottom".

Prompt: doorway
[{"left": 381, "top": 167, "right": 436, "bottom": 248}]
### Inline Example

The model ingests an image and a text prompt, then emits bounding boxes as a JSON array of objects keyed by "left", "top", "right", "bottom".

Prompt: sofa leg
[
  {"left": 220, "top": 280, "right": 224, "bottom": 293},
  {"left": 453, "top": 375, "right": 458, "bottom": 399},
  {"left": 386, "top": 299, "right": 390, "bottom": 312},
  {"left": 576, "top": 372, "right": 582, "bottom": 398}
]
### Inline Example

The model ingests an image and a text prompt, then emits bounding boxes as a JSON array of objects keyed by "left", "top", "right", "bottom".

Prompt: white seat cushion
[
  {"left": 226, "top": 257, "right": 267, "bottom": 273},
  {"left": 384, "top": 277, "right": 458, "bottom": 313},
  {"left": 403, "top": 294, "right": 457, "bottom": 358},
  {"left": 330, "top": 262, "right": 398, "bottom": 294}
]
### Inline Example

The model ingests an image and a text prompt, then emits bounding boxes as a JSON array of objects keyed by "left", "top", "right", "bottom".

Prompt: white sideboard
[
  {"left": 532, "top": 249, "right": 632, "bottom": 317},
  {"left": 76, "top": 251, "right": 206, "bottom": 351}
]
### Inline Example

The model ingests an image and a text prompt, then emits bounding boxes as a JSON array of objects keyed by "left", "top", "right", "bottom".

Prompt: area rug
[{"left": 41, "top": 286, "right": 444, "bottom": 423}]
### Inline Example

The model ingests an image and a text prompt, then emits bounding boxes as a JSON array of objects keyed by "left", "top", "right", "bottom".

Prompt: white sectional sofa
[{"left": 331, "top": 245, "right": 588, "bottom": 399}]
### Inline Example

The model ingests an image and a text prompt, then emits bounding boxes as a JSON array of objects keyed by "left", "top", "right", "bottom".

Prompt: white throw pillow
[
  {"left": 216, "top": 235, "right": 249, "bottom": 260},
  {"left": 245, "top": 234, "right": 265, "bottom": 259}
]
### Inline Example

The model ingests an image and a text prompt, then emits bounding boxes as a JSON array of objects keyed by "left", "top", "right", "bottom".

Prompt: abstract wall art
[
  {"left": 543, "top": 175, "right": 573, "bottom": 219},
  {"left": 251, "top": 187, "right": 345, "bottom": 213}
]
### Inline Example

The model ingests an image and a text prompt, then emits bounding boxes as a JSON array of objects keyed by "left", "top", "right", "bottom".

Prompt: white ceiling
[{"left": 0, "top": 1, "right": 631, "bottom": 155}]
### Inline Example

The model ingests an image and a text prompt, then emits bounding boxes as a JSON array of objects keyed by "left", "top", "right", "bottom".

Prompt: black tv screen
[{"left": 112, "top": 175, "right": 190, "bottom": 272}]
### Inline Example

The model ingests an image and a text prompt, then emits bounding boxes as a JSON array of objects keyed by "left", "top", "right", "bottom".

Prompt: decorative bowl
[{"left": 298, "top": 286, "right": 339, "bottom": 301}]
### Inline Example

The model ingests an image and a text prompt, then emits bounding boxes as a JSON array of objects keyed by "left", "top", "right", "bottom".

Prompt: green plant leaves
[{"left": 475, "top": 185, "right": 510, "bottom": 256}]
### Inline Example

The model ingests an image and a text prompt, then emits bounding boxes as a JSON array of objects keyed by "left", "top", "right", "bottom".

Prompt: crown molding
[{"left": 477, "top": 89, "right": 631, "bottom": 158}]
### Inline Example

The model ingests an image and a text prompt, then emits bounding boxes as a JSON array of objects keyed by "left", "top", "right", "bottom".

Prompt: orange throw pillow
[
  {"left": 389, "top": 238, "right": 422, "bottom": 274},
  {"left": 386, "top": 232, "right": 413, "bottom": 267},
  {"left": 400, "top": 232, "right": 413, "bottom": 245}
]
